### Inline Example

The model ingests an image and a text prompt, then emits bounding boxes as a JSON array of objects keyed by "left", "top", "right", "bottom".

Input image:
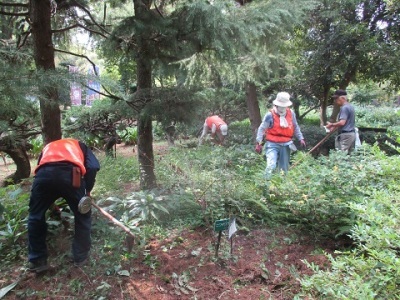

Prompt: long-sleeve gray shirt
[{"left": 256, "top": 110, "right": 304, "bottom": 144}]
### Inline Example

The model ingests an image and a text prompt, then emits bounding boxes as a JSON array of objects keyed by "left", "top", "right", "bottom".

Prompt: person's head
[
  {"left": 220, "top": 124, "right": 228, "bottom": 136},
  {"left": 273, "top": 92, "right": 292, "bottom": 113},
  {"left": 332, "top": 89, "right": 348, "bottom": 106}
]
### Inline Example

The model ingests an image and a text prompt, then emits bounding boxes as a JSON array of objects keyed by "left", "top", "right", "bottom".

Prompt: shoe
[
  {"left": 74, "top": 258, "right": 88, "bottom": 267},
  {"left": 68, "top": 256, "right": 88, "bottom": 267},
  {"left": 28, "top": 259, "right": 49, "bottom": 273}
]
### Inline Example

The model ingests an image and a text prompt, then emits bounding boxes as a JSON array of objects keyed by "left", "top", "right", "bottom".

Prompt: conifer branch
[
  {"left": 0, "top": 10, "right": 28, "bottom": 16},
  {"left": 0, "top": 2, "right": 28, "bottom": 8},
  {"left": 52, "top": 23, "right": 108, "bottom": 38},
  {"left": 54, "top": 48, "right": 124, "bottom": 102},
  {"left": 153, "top": 0, "right": 164, "bottom": 18},
  {"left": 73, "top": 2, "right": 110, "bottom": 35}
]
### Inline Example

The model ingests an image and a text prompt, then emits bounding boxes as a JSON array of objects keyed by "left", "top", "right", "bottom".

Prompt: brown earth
[
  {"left": 0, "top": 144, "right": 339, "bottom": 299},
  {"left": 2, "top": 225, "right": 335, "bottom": 300}
]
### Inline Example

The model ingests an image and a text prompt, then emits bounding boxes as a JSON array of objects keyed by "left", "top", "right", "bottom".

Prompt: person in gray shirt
[{"left": 326, "top": 89, "right": 356, "bottom": 153}]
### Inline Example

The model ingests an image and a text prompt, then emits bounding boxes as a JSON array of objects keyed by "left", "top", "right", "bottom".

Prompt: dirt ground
[
  {"left": 2, "top": 225, "right": 335, "bottom": 300},
  {"left": 0, "top": 145, "right": 337, "bottom": 299}
]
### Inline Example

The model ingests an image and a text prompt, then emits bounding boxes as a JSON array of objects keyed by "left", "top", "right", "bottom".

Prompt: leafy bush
[
  {"left": 155, "top": 144, "right": 271, "bottom": 228},
  {"left": 0, "top": 185, "right": 30, "bottom": 260},
  {"left": 295, "top": 148, "right": 400, "bottom": 299},
  {"left": 225, "top": 119, "right": 254, "bottom": 146},
  {"left": 356, "top": 106, "right": 400, "bottom": 128},
  {"left": 268, "top": 146, "right": 388, "bottom": 238},
  {"left": 27, "top": 135, "right": 43, "bottom": 158},
  {"left": 298, "top": 190, "right": 400, "bottom": 299},
  {"left": 118, "top": 126, "right": 138, "bottom": 146}
]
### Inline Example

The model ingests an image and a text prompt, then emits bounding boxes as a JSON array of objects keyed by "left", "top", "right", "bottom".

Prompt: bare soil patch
[{"left": 1, "top": 224, "right": 337, "bottom": 300}]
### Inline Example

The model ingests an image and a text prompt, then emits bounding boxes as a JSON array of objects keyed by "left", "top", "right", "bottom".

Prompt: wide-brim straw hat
[{"left": 272, "top": 92, "right": 292, "bottom": 107}]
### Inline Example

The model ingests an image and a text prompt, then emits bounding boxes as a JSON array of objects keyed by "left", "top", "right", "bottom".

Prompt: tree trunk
[
  {"left": 134, "top": 0, "right": 157, "bottom": 190},
  {"left": 245, "top": 82, "right": 261, "bottom": 141},
  {"left": 320, "top": 99, "right": 328, "bottom": 126},
  {"left": 319, "top": 87, "right": 330, "bottom": 126},
  {"left": 30, "top": 0, "right": 61, "bottom": 144},
  {"left": 1, "top": 144, "right": 31, "bottom": 187}
]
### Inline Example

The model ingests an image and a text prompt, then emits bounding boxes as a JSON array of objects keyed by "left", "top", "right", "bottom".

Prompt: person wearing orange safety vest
[
  {"left": 255, "top": 92, "right": 306, "bottom": 178},
  {"left": 27, "top": 138, "right": 100, "bottom": 273},
  {"left": 198, "top": 115, "right": 228, "bottom": 146}
]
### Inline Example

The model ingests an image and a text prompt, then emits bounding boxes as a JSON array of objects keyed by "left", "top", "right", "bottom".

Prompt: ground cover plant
[{"left": 0, "top": 114, "right": 400, "bottom": 299}]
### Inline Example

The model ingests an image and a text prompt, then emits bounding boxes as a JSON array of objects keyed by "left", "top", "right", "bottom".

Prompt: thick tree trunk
[
  {"left": 30, "top": 0, "right": 61, "bottom": 144},
  {"left": 245, "top": 82, "right": 261, "bottom": 141},
  {"left": 134, "top": 0, "right": 157, "bottom": 190},
  {"left": 0, "top": 139, "right": 31, "bottom": 186}
]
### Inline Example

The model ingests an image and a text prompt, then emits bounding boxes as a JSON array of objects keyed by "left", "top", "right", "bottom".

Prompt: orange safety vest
[
  {"left": 35, "top": 139, "right": 87, "bottom": 175},
  {"left": 265, "top": 109, "right": 294, "bottom": 143},
  {"left": 206, "top": 116, "right": 226, "bottom": 132}
]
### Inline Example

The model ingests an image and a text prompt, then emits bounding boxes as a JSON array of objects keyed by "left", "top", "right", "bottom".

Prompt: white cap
[
  {"left": 272, "top": 92, "right": 292, "bottom": 107},
  {"left": 220, "top": 124, "right": 228, "bottom": 136}
]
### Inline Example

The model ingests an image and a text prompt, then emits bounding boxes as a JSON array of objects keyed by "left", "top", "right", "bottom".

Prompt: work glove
[
  {"left": 300, "top": 139, "right": 306, "bottom": 148},
  {"left": 255, "top": 143, "right": 263, "bottom": 154}
]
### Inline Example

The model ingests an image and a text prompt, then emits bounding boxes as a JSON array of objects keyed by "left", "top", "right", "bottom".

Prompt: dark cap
[{"left": 332, "top": 89, "right": 347, "bottom": 97}]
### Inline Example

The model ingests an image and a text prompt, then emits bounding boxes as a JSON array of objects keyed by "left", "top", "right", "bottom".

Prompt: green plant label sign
[{"left": 214, "top": 218, "right": 229, "bottom": 232}]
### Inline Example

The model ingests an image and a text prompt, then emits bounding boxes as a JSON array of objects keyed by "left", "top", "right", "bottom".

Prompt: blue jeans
[
  {"left": 28, "top": 163, "right": 91, "bottom": 263},
  {"left": 265, "top": 142, "right": 291, "bottom": 179}
]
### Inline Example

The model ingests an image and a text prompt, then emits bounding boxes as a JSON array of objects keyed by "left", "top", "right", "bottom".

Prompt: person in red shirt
[
  {"left": 198, "top": 115, "right": 228, "bottom": 146},
  {"left": 27, "top": 138, "right": 100, "bottom": 273}
]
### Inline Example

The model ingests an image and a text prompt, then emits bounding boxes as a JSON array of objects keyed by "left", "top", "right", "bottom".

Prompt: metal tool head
[{"left": 78, "top": 196, "right": 92, "bottom": 214}]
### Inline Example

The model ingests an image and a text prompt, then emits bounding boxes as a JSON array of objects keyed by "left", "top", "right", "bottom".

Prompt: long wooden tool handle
[
  {"left": 290, "top": 128, "right": 337, "bottom": 169},
  {"left": 307, "top": 128, "right": 337, "bottom": 155},
  {"left": 91, "top": 200, "right": 136, "bottom": 239}
]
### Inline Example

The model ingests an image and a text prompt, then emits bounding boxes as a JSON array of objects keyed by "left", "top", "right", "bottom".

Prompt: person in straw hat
[{"left": 255, "top": 92, "right": 306, "bottom": 178}]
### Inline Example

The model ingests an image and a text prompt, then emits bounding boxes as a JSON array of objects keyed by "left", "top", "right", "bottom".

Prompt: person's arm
[
  {"left": 210, "top": 123, "right": 217, "bottom": 136},
  {"left": 256, "top": 113, "right": 273, "bottom": 144},
  {"left": 326, "top": 107, "right": 348, "bottom": 130},
  {"left": 198, "top": 123, "right": 209, "bottom": 146},
  {"left": 326, "top": 119, "right": 346, "bottom": 130},
  {"left": 79, "top": 142, "right": 100, "bottom": 193}
]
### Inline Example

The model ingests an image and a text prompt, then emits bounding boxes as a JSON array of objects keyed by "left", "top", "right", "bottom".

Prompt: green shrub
[
  {"left": 28, "top": 136, "right": 44, "bottom": 158},
  {"left": 155, "top": 145, "right": 271, "bottom": 227},
  {"left": 296, "top": 148, "right": 400, "bottom": 299},
  {"left": 225, "top": 119, "right": 253, "bottom": 146},
  {"left": 298, "top": 190, "right": 400, "bottom": 300},
  {"left": 118, "top": 126, "right": 138, "bottom": 146},
  {"left": 268, "top": 146, "right": 388, "bottom": 238},
  {"left": 356, "top": 106, "right": 400, "bottom": 128},
  {"left": 0, "top": 185, "right": 30, "bottom": 260}
]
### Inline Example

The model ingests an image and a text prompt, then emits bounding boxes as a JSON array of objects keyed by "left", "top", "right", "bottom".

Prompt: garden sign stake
[
  {"left": 214, "top": 218, "right": 229, "bottom": 258},
  {"left": 214, "top": 217, "right": 237, "bottom": 257}
]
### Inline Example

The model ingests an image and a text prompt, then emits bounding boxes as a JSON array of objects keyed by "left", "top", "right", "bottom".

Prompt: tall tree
[
  {"left": 30, "top": 0, "right": 61, "bottom": 144},
  {"left": 183, "top": 0, "right": 317, "bottom": 140},
  {"left": 293, "top": 0, "right": 400, "bottom": 124},
  {"left": 104, "top": 0, "right": 248, "bottom": 189}
]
